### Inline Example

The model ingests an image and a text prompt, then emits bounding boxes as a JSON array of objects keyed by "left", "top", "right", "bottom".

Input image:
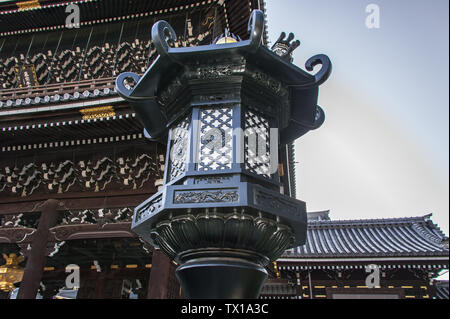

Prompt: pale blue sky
[{"left": 266, "top": 0, "right": 449, "bottom": 238}]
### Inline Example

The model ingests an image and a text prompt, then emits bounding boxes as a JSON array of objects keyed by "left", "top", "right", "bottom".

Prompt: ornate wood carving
[
  {"left": 58, "top": 207, "right": 133, "bottom": 227},
  {"left": 0, "top": 30, "right": 217, "bottom": 91},
  {"left": 50, "top": 222, "right": 134, "bottom": 241},
  {"left": 0, "top": 228, "right": 35, "bottom": 244},
  {"left": 0, "top": 213, "right": 38, "bottom": 244},
  {"left": 0, "top": 153, "right": 158, "bottom": 197}
]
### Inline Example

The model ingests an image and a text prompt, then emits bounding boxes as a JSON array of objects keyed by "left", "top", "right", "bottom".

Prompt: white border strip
[
  {"left": 277, "top": 256, "right": 449, "bottom": 263},
  {"left": 1, "top": 132, "right": 144, "bottom": 153},
  {"left": 0, "top": 97, "right": 123, "bottom": 117}
]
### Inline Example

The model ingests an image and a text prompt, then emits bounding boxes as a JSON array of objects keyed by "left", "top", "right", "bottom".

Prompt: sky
[{"left": 266, "top": 0, "right": 449, "bottom": 239}]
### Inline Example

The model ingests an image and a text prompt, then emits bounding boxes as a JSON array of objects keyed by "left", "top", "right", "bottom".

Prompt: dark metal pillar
[{"left": 17, "top": 199, "right": 59, "bottom": 299}]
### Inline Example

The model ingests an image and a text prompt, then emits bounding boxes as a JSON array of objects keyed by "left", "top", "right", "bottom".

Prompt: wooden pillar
[
  {"left": 308, "top": 270, "right": 313, "bottom": 299},
  {"left": 76, "top": 271, "right": 96, "bottom": 299},
  {"left": 94, "top": 272, "right": 107, "bottom": 299},
  {"left": 147, "top": 249, "right": 171, "bottom": 299},
  {"left": 295, "top": 271, "right": 302, "bottom": 298},
  {"left": 17, "top": 199, "right": 59, "bottom": 299}
]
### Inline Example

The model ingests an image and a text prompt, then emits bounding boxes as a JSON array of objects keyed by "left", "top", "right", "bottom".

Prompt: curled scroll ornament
[
  {"left": 305, "top": 54, "right": 332, "bottom": 87},
  {"left": 151, "top": 20, "right": 177, "bottom": 57},
  {"left": 247, "top": 10, "right": 265, "bottom": 52}
]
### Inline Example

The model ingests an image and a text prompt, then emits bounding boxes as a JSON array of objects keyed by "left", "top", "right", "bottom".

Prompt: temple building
[
  {"left": 261, "top": 211, "right": 449, "bottom": 299},
  {"left": 0, "top": 0, "right": 448, "bottom": 299}
]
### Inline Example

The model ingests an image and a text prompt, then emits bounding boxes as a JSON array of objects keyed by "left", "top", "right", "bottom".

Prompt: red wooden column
[
  {"left": 147, "top": 249, "right": 171, "bottom": 299},
  {"left": 94, "top": 271, "right": 107, "bottom": 299},
  {"left": 17, "top": 199, "right": 59, "bottom": 299}
]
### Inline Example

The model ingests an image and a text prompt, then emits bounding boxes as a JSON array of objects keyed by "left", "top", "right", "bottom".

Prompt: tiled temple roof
[
  {"left": 283, "top": 214, "right": 449, "bottom": 258},
  {"left": 260, "top": 279, "right": 297, "bottom": 299},
  {"left": 433, "top": 280, "right": 449, "bottom": 299}
]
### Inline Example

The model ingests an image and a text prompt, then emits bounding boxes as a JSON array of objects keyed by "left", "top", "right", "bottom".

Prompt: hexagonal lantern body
[{"left": 116, "top": 10, "right": 331, "bottom": 299}]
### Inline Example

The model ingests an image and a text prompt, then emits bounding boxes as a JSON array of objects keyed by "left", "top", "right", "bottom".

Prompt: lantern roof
[{"left": 116, "top": 10, "right": 332, "bottom": 145}]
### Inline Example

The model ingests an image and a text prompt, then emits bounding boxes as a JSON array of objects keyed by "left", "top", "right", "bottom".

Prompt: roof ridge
[{"left": 308, "top": 214, "right": 431, "bottom": 226}]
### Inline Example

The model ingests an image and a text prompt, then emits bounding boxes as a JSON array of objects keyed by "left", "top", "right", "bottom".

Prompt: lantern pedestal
[{"left": 177, "top": 257, "right": 267, "bottom": 299}]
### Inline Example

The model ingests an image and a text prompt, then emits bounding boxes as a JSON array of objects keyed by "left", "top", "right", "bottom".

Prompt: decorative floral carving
[
  {"left": 173, "top": 190, "right": 239, "bottom": 204},
  {"left": 193, "top": 176, "right": 232, "bottom": 184},
  {"left": 195, "top": 63, "right": 245, "bottom": 79},
  {"left": 197, "top": 93, "right": 237, "bottom": 102},
  {"left": 135, "top": 195, "right": 163, "bottom": 223},
  {"left": 250, "top": 70, "right": 286, "bottom": 96},
  {"left": 168, "top": 117, "right": 191, "bottom": 182}
]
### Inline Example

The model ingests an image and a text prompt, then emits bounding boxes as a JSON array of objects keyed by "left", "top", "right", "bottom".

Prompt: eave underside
[{"left": 0, "top": 0, "right": 268, "bottom": 42}]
